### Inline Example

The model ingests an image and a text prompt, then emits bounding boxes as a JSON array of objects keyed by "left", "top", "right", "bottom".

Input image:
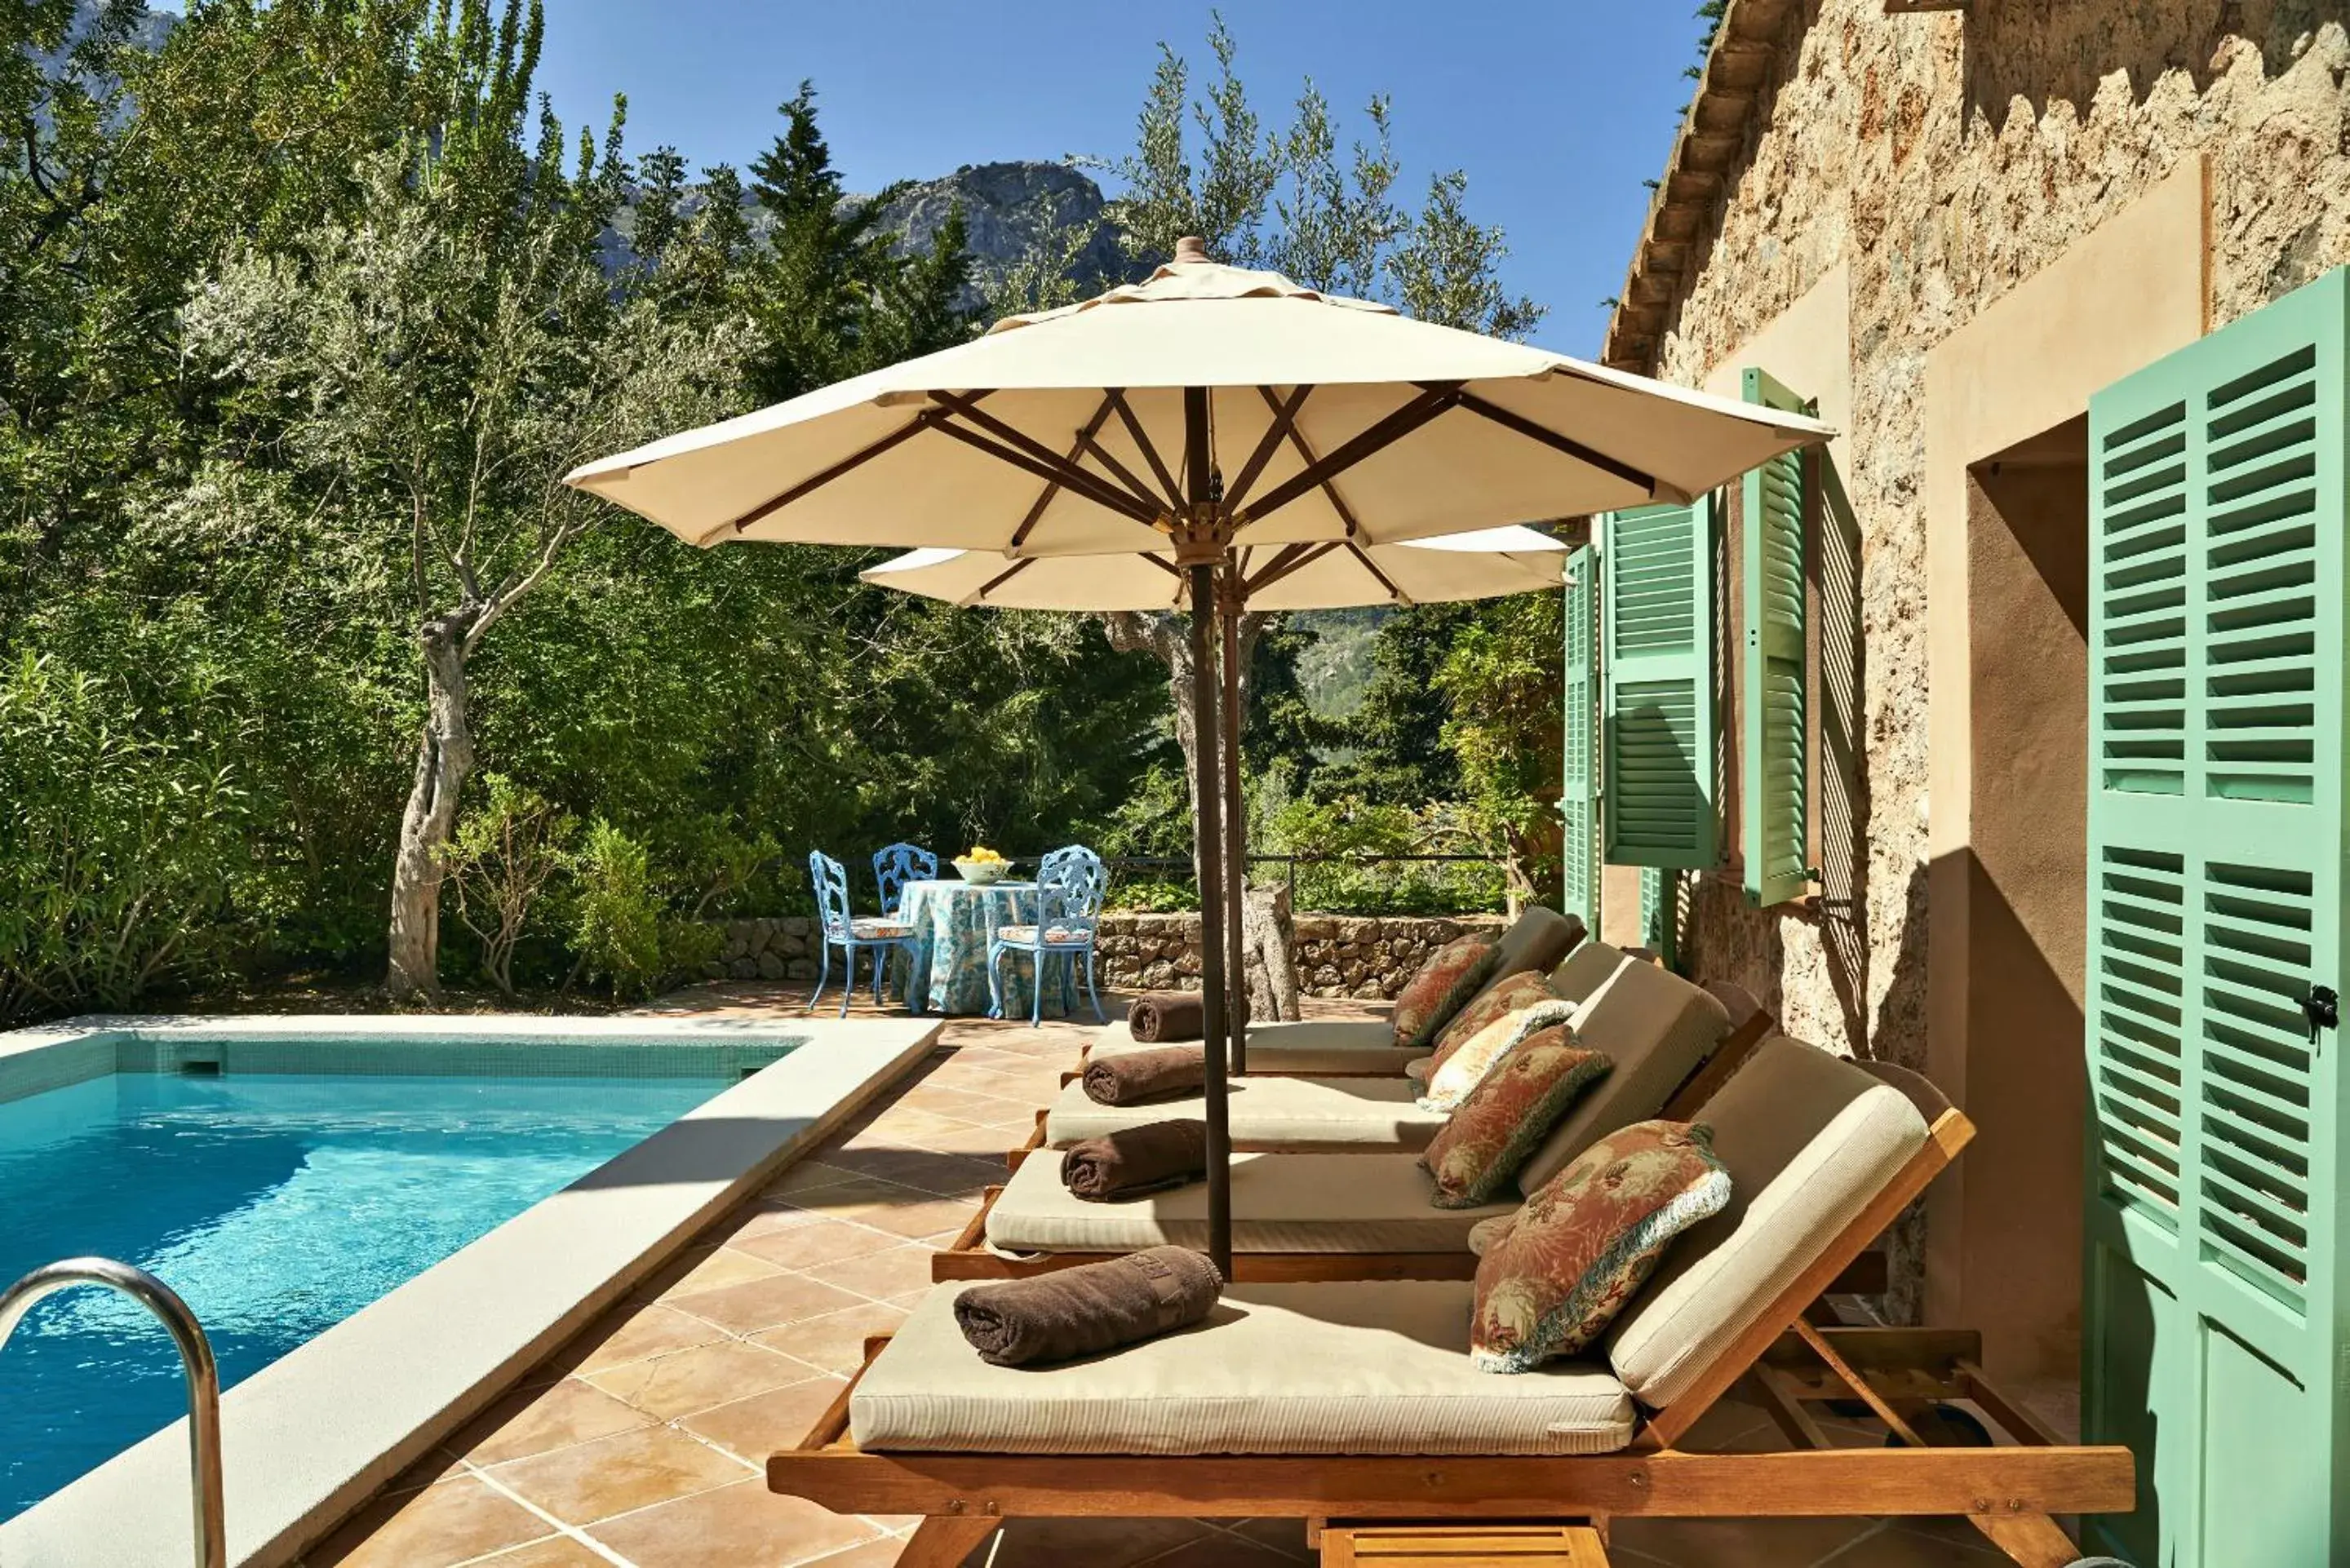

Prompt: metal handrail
[{"left": 0, "top": 1257, "right": 225, "bottom": 1568}]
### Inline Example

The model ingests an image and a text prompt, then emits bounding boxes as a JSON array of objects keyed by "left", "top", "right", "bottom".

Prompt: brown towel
[
  {"left": 1062, "top": 1119, "right": 1209, "bottom": 1201},
  {"left": 1127, "top": 991, "right": 1204, "bottom": 1043},
  {"left": 953, "top": 1246, "right": 1224, "bottom": 1366},
  {"left": 1081, "top": 1045, "right": 1206, "bottom": 1105}
]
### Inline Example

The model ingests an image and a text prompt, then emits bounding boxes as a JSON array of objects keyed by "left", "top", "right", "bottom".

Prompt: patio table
[{"left": 894, "top": 878, "right": 1071, "bottom": 1017}]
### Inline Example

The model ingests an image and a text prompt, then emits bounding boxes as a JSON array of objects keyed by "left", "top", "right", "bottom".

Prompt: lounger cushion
[
  {"left": 1045, "top": 1075, "right": 1448, "bottom": 1152},
  {"left": 853, "top": 1281, "right": 1636, "bottom": 1455},
  {"left": 987, "top": 1151, "right": 1515, "bottom": 1254},
  {"left": 1549, "top": 941, "right": 1632, "bottom": 1008},
  {"left": 1093, "top": 1017, "right": 1422, "bottom": 1076},
  {"left": 1515, "top": 963, "right": 1731, "bottom": 1195},
  {"left": 1604, "top": 1039, "right": 1931, "bottom": 1407},
  {"left": 1473, "top": 1122, "right": 1731, "bottom": 1371},
  {"left": 1428, "top": 971, "right": 1559, "bottom": 1069},
  {"left": 1488, "top": 904, "right": 1585, "bottom": 984},
  {"left": 1390, "top": 935, "right": 1502, "bottom": 1051},
  {"left": 1420, "top": 1027, "right": 1612, "bottom": 1207}
]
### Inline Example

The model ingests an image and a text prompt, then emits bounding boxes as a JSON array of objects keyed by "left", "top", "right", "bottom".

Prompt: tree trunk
[
  {"left": 386, "top": 611, "right": 478, "bottom": 1001},
  {"left": 1241, "top": 881, "right": 1300, "bottom": 1021}
]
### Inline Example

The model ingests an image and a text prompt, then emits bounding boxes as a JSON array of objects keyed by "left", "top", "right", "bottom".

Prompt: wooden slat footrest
[{"left": 1324, "top": 1522, "right": 1609, "bottom": 1566}]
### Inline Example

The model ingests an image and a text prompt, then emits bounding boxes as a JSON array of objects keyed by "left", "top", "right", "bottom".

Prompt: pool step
[{"left": 1319, "top": 1521, "right": 1611, "bottom": 1566}]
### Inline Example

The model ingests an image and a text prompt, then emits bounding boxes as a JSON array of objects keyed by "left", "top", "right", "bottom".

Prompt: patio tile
[
  {"left": 639, "top": 1244, "right": 789, "bottom": 1301},
  {"left": 487, "top": 1424, "right": 750, "bottom": 1526},
  {"left": 798, "top": 1539, "right": 911, "bottom": 1568},
  {"left": 671, "top": 1271, "right": 871, "bottom": 1335},
  {"left": 449, "top": 1377, "right": 657, "bottom": 1467},
  {"left": 764, "top": 1159, "right": 868, "bottom": 1195},
  {"left": 305, "top": 1475, "right": 552, "bottom": 1568},
  {"left": 1216, "top": 1518, "right": 1313, "bottom": 1561},
  {"left": 850, "top": 1196, "right": 981, "bottom": 1241},
  {"left": 1607, "top": 1513, "right": 1880, "bottom": 1566},
  {"left": 800, "top": 1244, "right": 944, "bottom": 1300},
  {"left": 584, "top": 1479, "right": 883, "bottom": 1568},
  {"left": 681, "top": 1375, "right": 850, "bottom": 1462},
  {"left": 586, "top": 1338, "right": 816, "bottom": 1421},
  {"left": 778, "top": 1178, "right": 947, "bottom": 1222},
  {"left": 811, "top": 1146, "right": 1004, "bottom": 1197},
  {"left": 470, "top": 1537, "right": 615, "bottom": 1567},
  {"left": 733, "top": 1216, "right": 911, "bottom": 1271},
  {"left": 1870, "top": 1520, "right": 2018, "bottom": 1561},
  {"left": 564, "top": 1303, "right": 729, "bottom": 1375},
  {"left": 752, "top": 1300, "right": 911, "bottom": 1374},
  {"left": 974, "top": 1516, "right": 1214, "bottom": 1567}
]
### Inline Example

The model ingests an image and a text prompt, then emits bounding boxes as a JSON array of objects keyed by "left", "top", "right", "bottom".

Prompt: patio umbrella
[{"left": 566, "top": 238, "right": 1832, "bottom": 1276}]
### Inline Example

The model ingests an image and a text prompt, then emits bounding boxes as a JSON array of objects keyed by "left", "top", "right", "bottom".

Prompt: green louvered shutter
[
  {"left": 1640, "top": 866, "right": 1678, "bottom": 971},
  {"left": 2082, "top": 266, "right": 2348, "bottom": 1568},
  {"left": 1601, "top": 498, "right": 1717, "bottom": 868},
  {"left": 1560, "top": 543, "right": 1602, "bottom": 931},
  {"left": 1741, "top": 367, "right": 1813, "bottom": 907}
]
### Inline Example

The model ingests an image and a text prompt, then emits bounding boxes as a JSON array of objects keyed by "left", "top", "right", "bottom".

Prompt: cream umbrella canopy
[
  {"left": 857, "top": 525, "right": 1568, "bottom": 611},
  {"left": 565, "top": 238, "right": 1830, "bottom": 1276}
]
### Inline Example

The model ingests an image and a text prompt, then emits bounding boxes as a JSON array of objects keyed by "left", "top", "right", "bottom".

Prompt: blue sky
[{"left": 533, "top": 2, "right": 1711, "bottom": 359}]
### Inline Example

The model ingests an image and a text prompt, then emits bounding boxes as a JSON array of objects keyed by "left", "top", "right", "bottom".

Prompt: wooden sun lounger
[
  {"left": 772, "top": 1102, "right": 2133, "bottom": 1568},
  {"left": 939, "top": 998, "right": 1779, "bottom": 1285}
]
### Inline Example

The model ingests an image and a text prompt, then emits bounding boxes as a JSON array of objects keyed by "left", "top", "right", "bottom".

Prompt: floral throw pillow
[
  {"left": 1390, "top": 935, "right": 1501, "bottom": 1051},
  {"left": 1470, "top": 1120, "right": 1731, "bottom": 1372},
  {"left": 1426, "top": 972, "right": 1559, "bottom": 1074},
  {"left": 1419, "top": 995, "right": 1580, "bottom": 1114},
  {"left": 1419, "top": 1028, "right": 1612, "bottom": 1207}
]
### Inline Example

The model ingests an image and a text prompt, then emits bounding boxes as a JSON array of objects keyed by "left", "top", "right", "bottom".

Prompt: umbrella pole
[
  {"left": 1218, "top": 570, "right": 1249, "bottom": 1074},
  {"left": 1182, "top": 391, "right": 1232, "bottom": 1280}
]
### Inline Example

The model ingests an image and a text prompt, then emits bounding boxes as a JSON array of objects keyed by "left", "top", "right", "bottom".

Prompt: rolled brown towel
[
  {"left": 1081, "top": 1045, "right": 1205, "bottom": 1105},
  {"left": 1062, "top": 1118, "right": 1209, "bottom": 1201},
  {"left": 1127, "top": 990, "right": 1205, "bottom": 1043},
  {"left": 953, "top": 1245, "right": 1224, "bottom": 1366}
]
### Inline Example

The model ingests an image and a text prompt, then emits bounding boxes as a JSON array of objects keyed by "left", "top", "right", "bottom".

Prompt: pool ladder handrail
[{"left": 0, "top": 1257, "right": 226, "bottom": 1568}]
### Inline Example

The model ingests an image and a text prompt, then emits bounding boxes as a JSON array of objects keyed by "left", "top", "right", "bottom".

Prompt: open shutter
[
  {"left": 2082, "top": 267, "right": 2347, "bottom": 1568},
  {"left": 1560, "top": 543, "right": 1601, "bottom": 931},
  {"left": 1601, "top": 498, "right": 1718, "bottom": 868},
  {"left": 1639, "top": 867, "right": 1678, "bottom": 970},
  {"left": 1740, "top": 367, "right": 1813, "bottom": 907}
]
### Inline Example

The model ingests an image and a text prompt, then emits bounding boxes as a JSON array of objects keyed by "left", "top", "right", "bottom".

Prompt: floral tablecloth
[{"left": 895, "top": 879, "right": 1075, "bottom": 1017}]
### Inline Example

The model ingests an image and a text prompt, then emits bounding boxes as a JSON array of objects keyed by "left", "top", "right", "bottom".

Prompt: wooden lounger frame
[
  {"left": 942, "top": 995, "right": 1780, "bottom": 1285},
  {"left": 770, "top": 1105, "right": 2133, "bottom": 1568}
]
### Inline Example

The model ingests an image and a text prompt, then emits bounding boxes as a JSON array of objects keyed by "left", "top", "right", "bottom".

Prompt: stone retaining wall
[
  {"left": 1095, "top": 911, "right": 1503, "bottom": 1001},
  {"left": 698, "top": 911, "right": 1501, "bottom": 999}
]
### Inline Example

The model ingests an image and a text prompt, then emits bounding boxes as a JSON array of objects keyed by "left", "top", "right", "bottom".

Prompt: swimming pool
[{"left": 0, "top": 1038, "right": 795, "bottom": 1521}]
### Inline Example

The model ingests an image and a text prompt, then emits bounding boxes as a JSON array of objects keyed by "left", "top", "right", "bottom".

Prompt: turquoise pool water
[{"left": 0, "top": 1052, "right": 778, "bottom": 1520}]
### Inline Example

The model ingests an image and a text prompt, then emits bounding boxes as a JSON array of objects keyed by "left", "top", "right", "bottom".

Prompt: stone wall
[
  {"left": 1094, "top": 912, "right": 1502, "bottom": 999},
  {"left": 697, "top": 911, "right": 1500, "bottom": 999}
]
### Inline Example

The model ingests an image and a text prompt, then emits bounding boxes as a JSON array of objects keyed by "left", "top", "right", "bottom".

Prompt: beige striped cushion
[
  {"left": 986, "top": 1151, "right": 1514, "bottom": 1256},
  {"left": 1045, "top": 1076, "right": 1447, "bottom": 1152},
  {"left": 853, "top": 1282, "right": 1635, "bottom": 1455},
  {"left": 1604, "top": 1039, "right": 1931, "bottom": 1407},
  {"left": 1092, "top": 1017, "right": 1421, "bottom": 1076}
]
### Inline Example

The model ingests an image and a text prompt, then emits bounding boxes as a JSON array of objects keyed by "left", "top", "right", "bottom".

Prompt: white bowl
[{"left": 953, "top": 858, "right": 1011, "bottom": 885}]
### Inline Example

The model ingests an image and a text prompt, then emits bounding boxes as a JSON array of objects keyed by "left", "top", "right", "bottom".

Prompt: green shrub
[
  {"left": 441, "top": 773, "right": 573, "bottom": 996},
  {"left": 565, "top": 820, "right": 664, "bottom": 999}
]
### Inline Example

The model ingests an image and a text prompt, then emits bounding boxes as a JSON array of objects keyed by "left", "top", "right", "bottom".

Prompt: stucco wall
[{"left": 1628, "top": 1, "right": 2350, "bottom": 1335}]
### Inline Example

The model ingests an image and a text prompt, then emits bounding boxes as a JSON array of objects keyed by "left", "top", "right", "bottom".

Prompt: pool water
[{"left": 0, "top": 1069, "right": 733, "bottom": 1520}]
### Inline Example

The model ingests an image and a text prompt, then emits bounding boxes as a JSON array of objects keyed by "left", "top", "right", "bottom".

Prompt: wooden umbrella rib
[
  {"left": 1258, "top": 385, "right": 1362, "bottom": 539},
  {"left": 1221, "top": 385, "right": 1312, "bottom": 514},
  {"left": 1241, "top": 541, "right": 1325, "bottom": 596},
  {"left": 1347, "top": 541, "right": 1412, "bottom": 605},
  {"left": 1442, "top": 386, "right": 1667, "bottom": 498},
  {"left": 1073, "top": 428, "right": 1172, "bottom": 524},
  {"left": 1009, "top": 394, "right": 1119, "bottom": 549},
  {"left": 1236, "top": 384, "right": 1463, "bottom": 529},
  {"left": 933, "top": 393, "right": 1165, "bottom": 520},
  {"left": 728, "top": 408, "right": 942, "bottom": 534},
  {"left": 975, "top": 556, "right": 1035, "bottom": 603},
  {"left": 1107, "top": 389, "right": 1185, "bottom": 512},
  {"left": 929, "top": 418, "right": 1159, "bottom": 526}
]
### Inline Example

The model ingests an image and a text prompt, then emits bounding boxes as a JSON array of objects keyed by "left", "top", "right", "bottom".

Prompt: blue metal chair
[
  {"left": 809, "top": 850, "right": 922, "bottom": 1018},
  {"left": 871, "top": 842, "right": 938, "bottom": 916},
  {"left": 987, "top": 844, "right": 1108, "bottom": 1025}
]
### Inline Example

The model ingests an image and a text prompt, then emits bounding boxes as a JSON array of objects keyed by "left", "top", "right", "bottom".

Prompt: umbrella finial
[{"left": 1173, "top": 235, "right": 1210, "bottom": 264}]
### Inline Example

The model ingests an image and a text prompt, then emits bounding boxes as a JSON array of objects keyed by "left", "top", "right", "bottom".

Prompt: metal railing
[
  {"left": 1093, "top": 851, "right": 1509, "bottom": 910},
  {"left": 0, "top": 1258, "right": 225, "bottom": 1568}
]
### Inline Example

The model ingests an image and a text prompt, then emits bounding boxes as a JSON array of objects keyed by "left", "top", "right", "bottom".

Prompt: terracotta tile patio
[{"left": 300, "top": 984, "right": 2040, "bottom": 1567}]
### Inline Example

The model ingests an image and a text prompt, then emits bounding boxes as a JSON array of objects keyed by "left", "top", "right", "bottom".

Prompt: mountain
[{"left": 609, "top": 159, "right": 1132, "bottom": 312}]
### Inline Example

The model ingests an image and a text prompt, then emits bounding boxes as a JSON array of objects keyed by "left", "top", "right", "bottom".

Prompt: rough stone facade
[
  {"left": 1093, "top": 913, "right": 1505, "bottom": 999},
  {"left": 1629, "top": 2, "right": 2350, "bottom": 1074},
  {"left": 706, "top": 917, "right": 821, "bottom": 983}
]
